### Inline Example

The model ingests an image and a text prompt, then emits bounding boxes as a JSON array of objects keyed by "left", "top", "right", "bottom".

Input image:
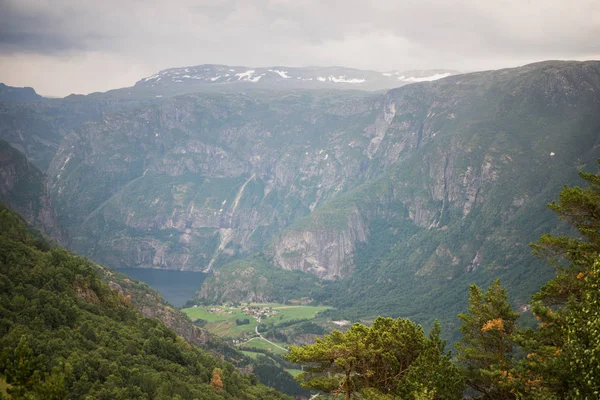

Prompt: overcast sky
[{"left": 1, "top": 0, "right": 599, "bottom": 96}]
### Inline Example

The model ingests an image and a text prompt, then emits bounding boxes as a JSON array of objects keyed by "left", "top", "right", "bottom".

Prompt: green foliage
[
  {"left": 455, "top": 280, "right": 520, "bottom": 399},
  {"left": 513, "top": 163, "right": 600, "bottom": 399},
  {"left": 399, "top": 322, "right": 464, "bottom": 400},
  {"left": 287, "top": 317, "right": 464, "bottom": 399},
  {"left": 0, "top": 204, "right": 290, "bottom": 399}
]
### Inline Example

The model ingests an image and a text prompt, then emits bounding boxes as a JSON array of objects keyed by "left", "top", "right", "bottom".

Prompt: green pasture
[{"left": 182, "top": 303, "right": 332, "bottom": 339}]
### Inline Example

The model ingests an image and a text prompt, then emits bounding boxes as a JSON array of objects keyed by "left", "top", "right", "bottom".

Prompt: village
[{"left": 192, "top": 303, "right": 280, "bottom": 319}]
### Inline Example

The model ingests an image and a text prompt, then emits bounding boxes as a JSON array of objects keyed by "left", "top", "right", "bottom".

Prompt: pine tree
[
  {"left": 286, "top": 317, "right": 426, "bottom": 399},
  {"left": 516, "top": 161, "right": 600, "bottom": 398},
  {"left": 456, "top": 280, "right": 519, "bottom": 399},
  {"left": 400, "top": 321, "right": 464, "bottom": 400}
]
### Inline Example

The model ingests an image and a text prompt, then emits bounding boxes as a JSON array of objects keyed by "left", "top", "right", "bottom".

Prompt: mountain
[
  {"left": 190, "top": 60, "right": 600, "bottom": 334},
  {"left": 0, "top": 142, "right": 305, "bottom": 397},
  {"left": 0, "top": 204, "right": 290, "bottom": 399},
  {"left": 134, "top": 64, "right": 457, "bottom": 93},
  {"left": 1, "top": 60, "right": 599, "bottom": 339},
  {"left": 0, "top": 139, "right": 66, "bottom": 242},
  {"left": 0, "top": 83, "right": 43, "bottom": 102}
]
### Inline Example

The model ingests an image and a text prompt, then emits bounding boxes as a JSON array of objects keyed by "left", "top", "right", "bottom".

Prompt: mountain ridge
[{"left": 135, "top": 64, "right": 458, "bottom": 92}]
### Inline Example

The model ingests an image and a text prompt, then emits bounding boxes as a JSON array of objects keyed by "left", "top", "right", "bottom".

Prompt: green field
[
  {"left": 182, "top": 303, "right": 332, "bottom": 340},
  {"left": 285, "top": 369, "right": 303, "bottom": 378},
  {"left": 259, "top": 303, "right": 331, "bottom": 325},
  {"left": 241, "top": 350, "right": 260, "bottom": 359},
  {"left": 243, "top": 338, "right": 288, "bottom": 355}
]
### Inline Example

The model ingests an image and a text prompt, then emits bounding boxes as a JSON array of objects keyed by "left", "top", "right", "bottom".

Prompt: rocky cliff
[{"left": 0, "top": 139, "right": 66, "bottom": 242}]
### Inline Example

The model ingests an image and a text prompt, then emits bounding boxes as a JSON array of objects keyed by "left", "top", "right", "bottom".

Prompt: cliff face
[
  {"left": 0, "top": 140, "right": 66, "bottom": 243},
  {"left": 270, "top": 207, "right": 368, "bottom": 279},
  {"left": 260, "top": 61, "right": 600, "bottom": 287},
  {"left": 46, "top": 91, "right": 384, "bottom": 271}
]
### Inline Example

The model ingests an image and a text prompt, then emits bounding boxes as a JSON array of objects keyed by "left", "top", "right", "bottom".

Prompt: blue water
[{"left": 115, "top": 268, "right": 207, "bottom": 308}]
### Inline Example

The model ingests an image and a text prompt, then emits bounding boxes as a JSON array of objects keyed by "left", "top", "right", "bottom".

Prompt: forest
[{"left": 0, "top": 204, "right": 291, "bottom": 399}]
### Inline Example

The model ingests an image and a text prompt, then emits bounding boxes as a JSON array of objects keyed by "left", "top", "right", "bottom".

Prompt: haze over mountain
[
  {"left": 1, "top": 59, "right": 599, "bottom": 339},
  {"left": 135, "top": 64, "right": 457, "bottom": 92}
]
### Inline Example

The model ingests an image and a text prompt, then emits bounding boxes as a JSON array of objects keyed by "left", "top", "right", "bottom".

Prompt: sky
[{"left": 1, "top": 0, "right": 599, "bottom": 97}]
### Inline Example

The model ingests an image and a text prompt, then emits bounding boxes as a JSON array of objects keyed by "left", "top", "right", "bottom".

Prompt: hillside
[
  {"left": 0, "top": 204, "right": 291, "bottom": 399},
  {"left": 0, "top": 152, "right": 305, "bottom": 397}
]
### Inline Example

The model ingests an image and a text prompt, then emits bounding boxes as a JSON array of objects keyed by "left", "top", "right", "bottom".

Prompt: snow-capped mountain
[{"left": 135, "top": 64, "right": 458, "bottom": 92}]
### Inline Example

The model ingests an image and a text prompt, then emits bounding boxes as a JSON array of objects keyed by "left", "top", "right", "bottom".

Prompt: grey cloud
[
  {"left": 2, "top": 0, "right": 599, "bottom": 58},
  {"left": 0, "top": 0, "right": 598, "bottom": 95},
  {"left": 0, "top": 0, "right": 121, "bottom": 54}
]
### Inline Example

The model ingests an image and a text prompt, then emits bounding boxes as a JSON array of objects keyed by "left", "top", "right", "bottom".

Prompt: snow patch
[
  {"left": 269, "top": 69, "right": 291, "bottom": 79},
  {"left": 235, "top": 70, "right": 256, "bottom": 81},
  {"left": 143, "top": 74, "right": 159, "bottom": 82},
  {"left": 403, "top": 73, "right": 452, "bottom": 83},
  {"left": 328, "top": 76, "right": 366, "bottom": 84}
]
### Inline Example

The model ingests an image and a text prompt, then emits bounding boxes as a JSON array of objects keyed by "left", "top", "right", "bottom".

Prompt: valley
[
  {"left": 2, "top": 61, "right": 600, "bottom": 340},
  {"left": 1, "top": 59, "right": 600, "bottom": 398},
  {"left": 183, "top": 302, "right": 332, "bottom": 344}
]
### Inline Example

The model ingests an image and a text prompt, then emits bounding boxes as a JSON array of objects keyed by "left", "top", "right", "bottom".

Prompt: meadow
[{"left": 182, "top": 302, "right": 331, "bottom": 339}]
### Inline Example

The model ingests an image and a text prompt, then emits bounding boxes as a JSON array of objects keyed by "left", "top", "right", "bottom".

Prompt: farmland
[
  {"left": 182, "top": 302, "right": 331, "bottom": 340},
  {"left": 182, "top": 302, "right": 333, "bottom": 360}
]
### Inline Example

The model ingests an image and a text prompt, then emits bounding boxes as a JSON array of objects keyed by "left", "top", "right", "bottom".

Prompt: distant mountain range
[{"left": 135, "top": 64, "right": 458, "bottom": 92}]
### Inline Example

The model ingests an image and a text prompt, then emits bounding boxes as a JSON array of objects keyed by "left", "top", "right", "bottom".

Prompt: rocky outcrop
[
  {"left": 198, "top": 265, "right": 273, "bottom": 303},
  {"left": 270, "top": 207, "right": 368, "bottom": 279}
]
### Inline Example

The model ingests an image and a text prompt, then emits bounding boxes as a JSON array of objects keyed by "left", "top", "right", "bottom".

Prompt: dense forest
[
  {"left": 0, "top": 204, "right": 291, "bottom": 399},
  {"left": 287, "top": 164, "right": 600, "bottom": 399}
]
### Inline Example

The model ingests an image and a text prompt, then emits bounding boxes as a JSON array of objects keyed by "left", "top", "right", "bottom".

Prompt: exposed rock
[{"left": 0, "top": 140, "right": 67, "bottom": 243}]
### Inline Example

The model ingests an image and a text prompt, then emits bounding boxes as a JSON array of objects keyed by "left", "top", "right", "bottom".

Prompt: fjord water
[{"left": 115, "top": 268, "right": 207, "bottom": 307}]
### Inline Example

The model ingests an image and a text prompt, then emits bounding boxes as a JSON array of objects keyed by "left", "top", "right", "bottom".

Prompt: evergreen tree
[
  {"left": 455, "top": 280, "right": 519, "bottom": 399},
  {"left": 287, "top": 317, "right": 462, "bottom": 399},
  {"left": 400, "top": 321, "right": 464, "bottom": 400},
  {"left": 286, "top": 323, "right": 370, "bottom": 399},
  {"left": 516, "top": 162, "right": 600, "bottom": 398}
]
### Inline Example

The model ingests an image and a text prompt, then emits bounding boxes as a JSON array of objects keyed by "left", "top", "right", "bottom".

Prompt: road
[{"left": 253, "top": 318, "right": 288, "bottom": 352}]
